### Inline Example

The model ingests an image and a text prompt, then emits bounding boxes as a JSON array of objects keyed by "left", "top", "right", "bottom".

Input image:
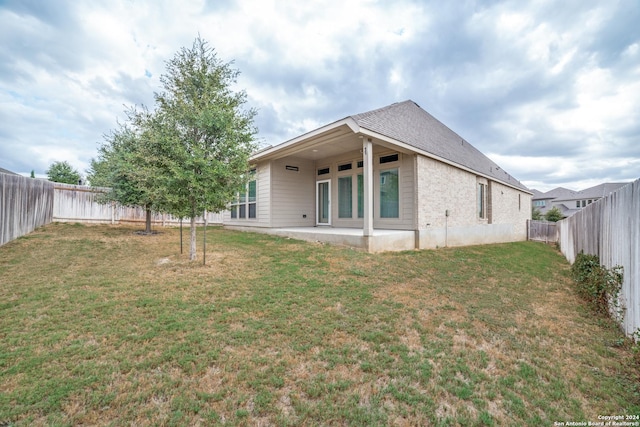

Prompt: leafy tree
[
  {"left": 87, "top": 109, "right": 161, "bottom": 233},
  {"left": 152, "top": 37, "right": 257, "bottom": 261},
  {"left": 46, "top": 161, "right": 80, "bottom": 184},
  {"left": 544, "top": 206, "right": 563, "bottom": 222},
  {"left": 30, "top": 170, "right": 35, "bottom": 178},
  {"left": 531, "top": 207, "right": 542, "bottom": 220}
]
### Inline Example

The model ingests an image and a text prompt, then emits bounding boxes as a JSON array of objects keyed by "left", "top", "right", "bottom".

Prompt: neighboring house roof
[
  {"left": 254, "top": 100, "right": 530, "bottom": 193},
  {"left": 571, "top": 182, "right": 629, "bottom": 200},
  {"left": 555, "top": 204, "right": 580, "bottom": 217},
  {"left": 532, "top": 187, "right": 577, "bottom": 201},
  {"left": 532, "top": 182, "right": 632, "bottom": 218},
  {"left": 0, "top": 167, "right": 19, "bottom": 175}
]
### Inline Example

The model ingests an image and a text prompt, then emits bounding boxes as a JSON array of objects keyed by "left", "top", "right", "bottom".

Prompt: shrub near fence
[
  {"left": 558, "top": 179, "right": 640, "bottom": 338},
  {"left": 0, "top": 173, "right": 54, "bottom": 246}
]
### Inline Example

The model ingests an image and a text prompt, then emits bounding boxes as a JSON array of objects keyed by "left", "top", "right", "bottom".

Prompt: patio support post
[{"left": 363, "top": 137, "right": 374, "bottom": 237}]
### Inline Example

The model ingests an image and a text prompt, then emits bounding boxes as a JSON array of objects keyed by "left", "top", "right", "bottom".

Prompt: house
[
  {"left": 532, "top": 182, "right": 630, "bottom": 218},
  {"left": 223, "top": 100, "right": 532, "bottom": 252},
  {"left": 0, "top": 167, "right": 19, "bottom": 175}
]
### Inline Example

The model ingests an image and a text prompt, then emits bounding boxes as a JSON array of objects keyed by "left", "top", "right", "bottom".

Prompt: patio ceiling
[
  {"left": 253, "top": 122, "right": 360, "bottom": 161},
  {"left": 252, "top": 121, "right": 415, "bottom": 162}
]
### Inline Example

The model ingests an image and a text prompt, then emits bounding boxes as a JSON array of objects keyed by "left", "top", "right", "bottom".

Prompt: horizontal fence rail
[
  {"left": 0, "top": 174, "right": 54, "bottom": 246},
  {"left": 558, "top": 179, "right": 639, "bottom": 338}
]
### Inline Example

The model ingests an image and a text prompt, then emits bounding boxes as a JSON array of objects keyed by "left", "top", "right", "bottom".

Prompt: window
[
  {"left": 338, "top": 176, "right": 352, "bottom": 218},
  {"left": 576, "top": 201, "right": 580, "bottom": 208},
  {"left": 357, "top": 160, "right": 363, "bottom": 168},
  {"left": 380, "top": 153, "right": 399, "bottom": 164},
  {"left": 317, "top": 167, "right": 330, "bottom": 176},
  {"left": 338, "top": 163, "right": 352, "bottom": 171},
  {"left": 534, "top": 200, "right": 545, "bottom": 207},
  {"left": 478, "top": 182, "right": 486, "bottom": 219},
  {"left": 230, "top": 171, "right": 256, "bottom": 219},
  {"left": 380, "top": 168, "right": 399, "bottom": 218}
]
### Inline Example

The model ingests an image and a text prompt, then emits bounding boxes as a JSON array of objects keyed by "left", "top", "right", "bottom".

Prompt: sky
[{"left": 1, "top": 0, "right": 639, "bottom": 192}]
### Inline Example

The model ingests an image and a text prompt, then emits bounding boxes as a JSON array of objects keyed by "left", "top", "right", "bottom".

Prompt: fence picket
[
  {"left": 0, "top": 174, "right": 54, "bottom": 246},
  {"left": 558, "top": 179, "right": 639, "bottom": 338},
  {"left": 527, "top": 220, "right": 558, "bottom": 243},
  {"left": 1, "top": 176, "right": 223, "bottom": 246}
]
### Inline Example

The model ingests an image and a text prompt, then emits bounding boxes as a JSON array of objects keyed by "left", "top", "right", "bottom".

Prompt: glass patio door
[{"left": 316, "top": 180, "right": 331, "bottom": 225}]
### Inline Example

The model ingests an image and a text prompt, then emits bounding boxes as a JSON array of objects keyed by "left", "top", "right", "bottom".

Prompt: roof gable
[{"left": 351, "top": 101, "right": 529, "bottom": 191}]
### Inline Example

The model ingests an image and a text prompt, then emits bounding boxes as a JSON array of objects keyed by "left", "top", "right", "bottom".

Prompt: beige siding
[
  {"left": 257, "top": 161, "right": 271, "bottom": 224},
  {"left": 223, "top": 162, "right": 271, "bottom": 227},
  {"left": 270, "top": 157, "right": 316, "bottom": 227}
]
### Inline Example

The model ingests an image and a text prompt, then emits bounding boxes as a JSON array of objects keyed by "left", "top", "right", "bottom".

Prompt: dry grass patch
[{"left": 0, "top": 223, "right": 638, "bottom": 426}]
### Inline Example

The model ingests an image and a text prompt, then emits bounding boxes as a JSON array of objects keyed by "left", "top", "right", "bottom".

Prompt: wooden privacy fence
[
  {"left": 1, "top": 177, "right": 224, "bottom": 246},
  {"left": 558, "top": 179, "right": 639, "bottom": 338},
  {"left": 527, "top": 220, "right": 558, "bottom": 243},
  {"left": 53, "top": 183, "right": 224, "bottom": 226},
  {"left": 0, "top": 173, "right": 54, "bottom": 246}
]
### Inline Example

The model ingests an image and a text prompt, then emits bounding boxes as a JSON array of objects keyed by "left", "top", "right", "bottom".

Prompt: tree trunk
[
  {"left": 145, "top": 207, "right": 152, "bottom": 233},
  {"left": 189, "top": 216, "right": 197, "bottom": 261},
  {"left": 203, "top": 210, "right": 207, "bottom": 265}
]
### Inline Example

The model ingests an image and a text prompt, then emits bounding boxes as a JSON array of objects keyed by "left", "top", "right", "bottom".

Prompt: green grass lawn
[{"left": 0, "top": 223, "right": 638, "bottom": 426}]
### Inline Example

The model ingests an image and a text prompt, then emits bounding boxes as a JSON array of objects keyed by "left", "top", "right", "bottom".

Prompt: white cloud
[{"left": 0, "top": 0, "right": 638, "bottom": 192}]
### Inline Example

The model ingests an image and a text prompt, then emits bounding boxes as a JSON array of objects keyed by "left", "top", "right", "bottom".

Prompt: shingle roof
[
  {"left": 574, "top": 182, "right": 629, "bottom": 199},
  {"left": 532, "top": 182, "right": 631, "bottom": 203},
  {"left": 351, "top": 100, "right": 530, "bottom": 192},
  {"left": 0, "top": 167, "right": 19, "bottom": 175},
  {"left": 532, "top": 187, "right": 577, "bottom": 201}
]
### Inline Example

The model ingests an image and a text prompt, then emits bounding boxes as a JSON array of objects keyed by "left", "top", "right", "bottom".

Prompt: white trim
[
  {"left": 363, "top": 139, "right": 373, "bottom": 236},
  {"left": 316, "top": 179, "right": 331, "bottom": 226}
]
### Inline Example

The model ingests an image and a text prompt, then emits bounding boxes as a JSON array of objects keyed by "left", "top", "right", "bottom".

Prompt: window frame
[
  {"left": 230, "top": 170, "right": 257, "bottom": 220},
  {"left": 478, "top": 182, "right": 487, "bottom": 219}
]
